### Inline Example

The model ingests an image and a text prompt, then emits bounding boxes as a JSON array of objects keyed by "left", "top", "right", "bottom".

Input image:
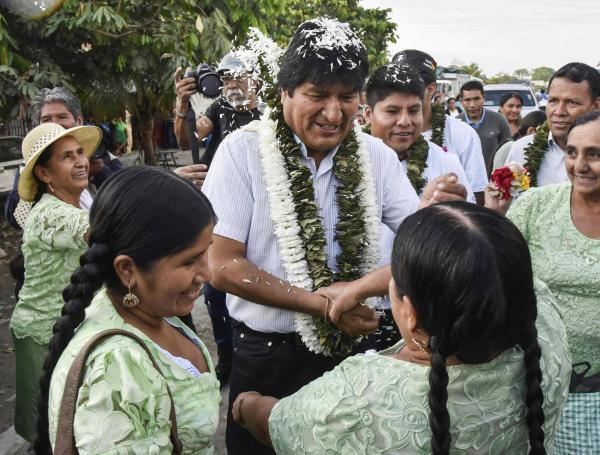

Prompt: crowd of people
[{"left": 5, "top": 15, "right": 599, "bottom": 455}]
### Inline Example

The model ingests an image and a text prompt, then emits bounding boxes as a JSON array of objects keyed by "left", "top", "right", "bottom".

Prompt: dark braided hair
[
  {"left": 391, "top": 202, "right": 545, "bottom": 454},
  {"left": 34, "top": 166, "right": 215, "bottom": 454}
]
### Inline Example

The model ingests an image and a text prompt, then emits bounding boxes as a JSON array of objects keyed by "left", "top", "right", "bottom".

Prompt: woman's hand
[
  {"left": 484, "top": 181, "right": 512, "bottom": 216},
  {"left": 232, "top": 391, "right": 262, "bottom": 426},
  {"left": 232, "top": 391, "right": 277, "bottom": 447}
]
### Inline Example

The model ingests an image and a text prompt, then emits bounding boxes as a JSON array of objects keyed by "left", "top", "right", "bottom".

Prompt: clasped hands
[{"left": 317, "top": 281, "right": 379, "bottom": 337}]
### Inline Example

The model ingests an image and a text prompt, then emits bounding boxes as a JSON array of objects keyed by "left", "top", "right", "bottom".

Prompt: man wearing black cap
[{"left": 393, "top": 49, "right": 488, "bottom": 204}]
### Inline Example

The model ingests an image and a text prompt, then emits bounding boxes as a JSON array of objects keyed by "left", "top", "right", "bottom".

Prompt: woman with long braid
[
  {"left": 35, "top": 166, "right": 220, "bottom": 454},
  {"left": 232, "top": 202, "right": 570, "bottom": 454}
]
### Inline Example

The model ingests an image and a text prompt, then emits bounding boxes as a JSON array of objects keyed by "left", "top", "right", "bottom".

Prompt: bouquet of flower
[{"left": 490, "top": 163, "right": 531, "bottom": 200}]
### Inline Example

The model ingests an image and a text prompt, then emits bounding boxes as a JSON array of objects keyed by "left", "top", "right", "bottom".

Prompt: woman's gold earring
[
  {"left": 122, "top": 283, "right": 139, "bottom": 309},
  {"left": 411, "top": 337, "right": 428, "bottom": 353},
  {"left": 48, "top": 183, "right": 55, "bottom": 193}
]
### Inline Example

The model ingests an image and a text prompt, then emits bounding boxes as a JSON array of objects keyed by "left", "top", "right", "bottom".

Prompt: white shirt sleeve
[
  {"left": 443, "top": 151, "right": 476, "bottom": 203},
  {"left": 365, "top": 135, "right": 420, "bottom": 233},
  {"left": 425, "top": 141, "right": 476, "bottom": 203},
  {"left": 445, "top": 117, "right": 488, "bottom": 192},
  {"left": 504, "top": 135, "right": 532, "bottom": 166},
  {"left": 201, "top": 132, "right": 255, "bottom": 244}
]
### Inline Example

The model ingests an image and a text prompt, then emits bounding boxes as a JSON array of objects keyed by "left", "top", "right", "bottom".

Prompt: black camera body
[{"left": 184, "top": 64, "right": 222, "bottom": 98}]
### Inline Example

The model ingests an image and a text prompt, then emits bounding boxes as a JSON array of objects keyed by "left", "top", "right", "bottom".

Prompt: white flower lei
[{"left": 250, "top": 109, "right": 380, "bottom": 355}]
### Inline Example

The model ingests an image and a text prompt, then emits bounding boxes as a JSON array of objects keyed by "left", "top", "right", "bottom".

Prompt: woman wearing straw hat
[{"left": 9, "top": 122, "right": 101, "bottom": 443}]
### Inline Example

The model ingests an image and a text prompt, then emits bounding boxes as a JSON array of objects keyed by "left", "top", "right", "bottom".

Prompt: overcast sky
[{"left": 361, "top": 0, "right": 600, "bottom": 76}]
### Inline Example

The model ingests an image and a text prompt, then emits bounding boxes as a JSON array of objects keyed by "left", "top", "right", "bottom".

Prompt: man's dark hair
[
  {"left": 459, "top": 80, "right": 484, "bottom": 97},
  {"left": 548, "top": 62, "right": 600, "bottom": 101},
  {"left": 568, "top": 109, "right": 600, "bottom": 133},
  {"left": 366, "top": 65, "right": 425, "bottom": 107},
  {"left": 277, "top": 17, "right": 369, "bottom": 96}
]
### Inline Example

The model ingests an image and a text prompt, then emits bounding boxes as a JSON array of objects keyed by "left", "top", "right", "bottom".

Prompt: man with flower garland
[
  {"left": 503, "top": 62, "right": 600, "bottom": 187},
  {"left": 359, "top": 64, "right": 473, "bottom": 350},
  {"left": 393, "top": 49, "right": 488, "bottom": 204},
  {"left": 202, "top": 18, "right": 467, "bottom": 454}
]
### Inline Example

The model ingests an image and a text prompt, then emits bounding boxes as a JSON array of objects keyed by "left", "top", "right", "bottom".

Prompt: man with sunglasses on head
[{"left": 174, "top": 52, "right": 262, "bottom": 168}]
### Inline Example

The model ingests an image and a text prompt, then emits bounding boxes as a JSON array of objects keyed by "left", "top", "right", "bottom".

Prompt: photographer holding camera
[
  {"left": 172, "top": 52, "right": 261, "bottom": 386},
  {"left": 173, "top": 52, "right": 261, "bottom": 168}
]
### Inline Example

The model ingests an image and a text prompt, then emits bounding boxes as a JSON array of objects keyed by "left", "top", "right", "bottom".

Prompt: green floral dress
[
  {"left": 10, "top": 193, "right": 89, "bottom": 344},
  {"left": 9, "top": 193, "right": 89, "bottom": 441},
  {"left": 268, "top": 280, "right": 570, "bottom": 454},
  {"left": 48, "top": 289, "right": 221, "bottom": 454},
  {"left": 507, "top": 182, "right": 600, "bottom": 453},
  {"left": 507, "top": 182, "right": 600, "bottom": 374}
]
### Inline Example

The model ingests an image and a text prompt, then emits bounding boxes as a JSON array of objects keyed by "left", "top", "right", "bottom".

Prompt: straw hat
[{"left": 18, "top": 123, "right": 102, "bottom": 201}]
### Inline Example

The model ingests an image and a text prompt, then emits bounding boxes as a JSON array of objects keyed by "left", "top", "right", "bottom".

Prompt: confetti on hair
[
  {"left": 294, "top": 17, "right": 365, "bottom": 73},
  {"left": 232, "top": 27, "right": 283, "bottom": 104}
]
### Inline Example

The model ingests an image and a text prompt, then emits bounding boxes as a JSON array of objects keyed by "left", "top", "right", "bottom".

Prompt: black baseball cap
[{"left": 392, "top": 49, "right": 437, "bottom": 85}]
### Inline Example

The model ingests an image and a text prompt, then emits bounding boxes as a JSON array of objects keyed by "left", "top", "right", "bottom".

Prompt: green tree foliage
[
  {"left": 513, "top": 68, "right": 530, "bottom": 79},
  {"left": 0, "top": 10, "right": 73, "bottom": 119},
  {"left": 0, "top": 0, "right": 266, "bottom": 163},
  {"left": 485, "top": 73, "right": 513, "bottom": 84},
  {"left": 454, "top": 62, "right": 485, "bottom": 79},
  {"left": 0, "top": 0, "right": 393, "bottom": 162},
  {"left": 531, "top": 66, "right": 555, "bottom": 81}
]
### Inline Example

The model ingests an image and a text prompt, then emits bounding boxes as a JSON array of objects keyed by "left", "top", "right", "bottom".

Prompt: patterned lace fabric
[
  {"left": 156, "top": 345, "right": 202, "bottom": 379},
  {"left": 48, "top": 289, "right": 220, "bottom": 454},
  {"left": 507, "top": 182, "right": 600, "bottom": 374},
  {"left": 268, "top": 280, "right": 571, "bottom": 454},
  {"left": 10, "top": 193, "right": 89, "bottom": 345}
]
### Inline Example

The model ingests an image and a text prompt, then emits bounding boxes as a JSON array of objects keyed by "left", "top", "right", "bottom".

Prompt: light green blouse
[
  {"left": 507, "top": 182, "right": 600, "bottom": 374},
  {"left": 48, "top": 289, "right": 221, "bottom": 454},
  {"left": 10, "top": 193, "right": 89, "bottom": 345},
  {"left": 269, "top": 281, "right": 571, "bottom": 454}
]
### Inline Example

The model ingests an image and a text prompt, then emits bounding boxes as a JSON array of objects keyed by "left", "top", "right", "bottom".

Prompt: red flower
[{"left": 491, "top": 166, "right": 514, "bottom": 200}]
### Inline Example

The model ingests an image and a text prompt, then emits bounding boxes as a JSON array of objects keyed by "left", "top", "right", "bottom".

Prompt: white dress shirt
[
  {"left": 423, "top": 115, "right": 488, "bottom": 193},
  {"left": 504, "top": 132, "right": 568, "bottom": 186},
  {"left": 202, "top": 129, "right": 420, "bottom": 333}
]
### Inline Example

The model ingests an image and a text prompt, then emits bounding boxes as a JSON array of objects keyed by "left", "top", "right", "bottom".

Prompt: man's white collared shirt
[
  {"left": 504, "top": 132, "right": 568, "bottom": 186},
  {"left": 422, "top": 115, "right": 488, "bottom": 193},
  {"left": 202, "top": 129, "right": 419, "bottom": 333}
]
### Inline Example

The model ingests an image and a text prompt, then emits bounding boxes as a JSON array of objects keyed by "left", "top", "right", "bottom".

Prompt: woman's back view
[{"left": 261, "top": 202, "right": 571, "bottom": 454}]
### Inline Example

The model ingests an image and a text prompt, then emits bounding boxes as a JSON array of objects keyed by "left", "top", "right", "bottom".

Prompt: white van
[{"left": 483, "top": 84, "right": 540, "bottom": 116}]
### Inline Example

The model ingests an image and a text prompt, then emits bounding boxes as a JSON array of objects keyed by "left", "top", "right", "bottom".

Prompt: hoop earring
[
  {"left": 411, "top": 336, "right": 428, "bottom": 353},
  {"left": 122, "top": 283, "right": 139, "bottom": 309},
  {"left": 48, "top": 183, "right": 55, "bottom": 193}
]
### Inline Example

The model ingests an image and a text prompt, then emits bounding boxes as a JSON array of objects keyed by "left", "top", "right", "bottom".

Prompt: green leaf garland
[
  {"left": 522, "top": 122, "right": 550, "bottom": 187},
  {"left": 269, "top": 105, "right": 369, "bottom": 356},
  {"left": 405, "top": 135, "right": 429, "bottom": 194},
  {"left": 430, "top": 103, "right": 446, "bottom": 148}
]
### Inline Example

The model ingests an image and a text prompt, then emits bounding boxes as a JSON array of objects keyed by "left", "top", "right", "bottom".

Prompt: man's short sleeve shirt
[{"left": 202, "top": 129, "right": 419, "bottom": 333}]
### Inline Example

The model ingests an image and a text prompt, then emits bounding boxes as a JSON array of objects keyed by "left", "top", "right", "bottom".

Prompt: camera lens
[{"left": 200, "top": 73, "right": 223, "bottom": 98}]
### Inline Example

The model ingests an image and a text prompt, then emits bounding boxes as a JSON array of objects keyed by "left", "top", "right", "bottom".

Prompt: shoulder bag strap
[{"left": 53, "top": 328, "right": 183, "bottom": 454}]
